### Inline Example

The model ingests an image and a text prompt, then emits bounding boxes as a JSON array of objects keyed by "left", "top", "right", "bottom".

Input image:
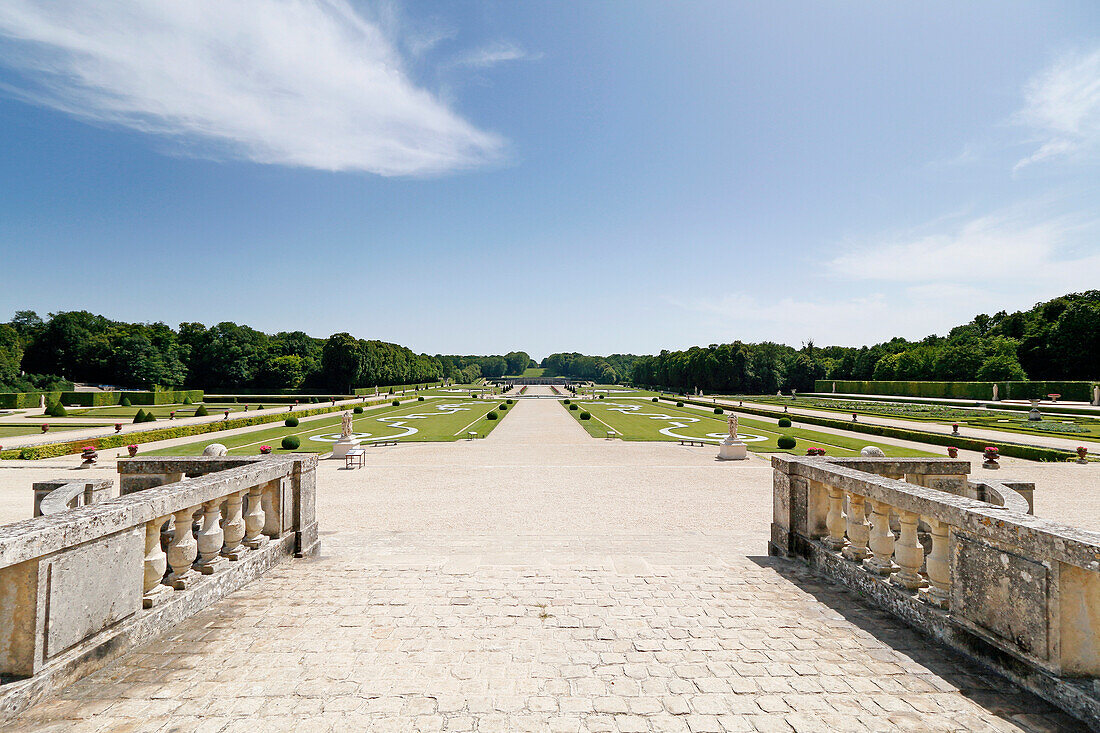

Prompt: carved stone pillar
[
  {"left": 222, "top": 490, "right": 247, "bottom": 560},
  {"left": 893, "top": 511, "right": 925, "bottom": 590},
  {"left": 143, "top": 516, "right": 171, "bottom": 608},
  {"left": 166, "top": 506, "right": 199, "bottom": 589},
  {"left": 824, "top": 486, "right": 847, "bottom": 551},
  {"left": 842, "top": 493, "right": 871, "bottom": 561},
  {"left": 865, "top": 500, "right": 896, "bottom": 574},
  {"left": 922, "top": 519, "right": 951, "bottom": 608}
]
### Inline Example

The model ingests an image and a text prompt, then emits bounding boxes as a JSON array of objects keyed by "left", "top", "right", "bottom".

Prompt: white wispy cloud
[
  {"left": 1014, "top": 47, "right": 1100, "bottom": 171},
  {"left": 828, "top": 208, "right": 1100, "bottom": 285},
  {"left": 0, "top": 0, "right": 505, "bottom": 175},
  {"left": 447, "top": 42, "right": 541, "bottom": 70}
]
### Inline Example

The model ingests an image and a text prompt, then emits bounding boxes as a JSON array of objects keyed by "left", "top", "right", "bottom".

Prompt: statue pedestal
[
  {"left": 717, "top": 438, "right": 747, "bottom": 461},
  {"left": 331, "top": 437, "right": 360, "bottom": 459}
]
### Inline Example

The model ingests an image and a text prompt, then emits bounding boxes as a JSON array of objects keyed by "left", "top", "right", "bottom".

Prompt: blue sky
[{"left": 1, "top": 1, "right": 1099, "bottom": 358}]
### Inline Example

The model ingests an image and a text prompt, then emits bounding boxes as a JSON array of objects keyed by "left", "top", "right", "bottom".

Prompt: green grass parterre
[
  {"left": 144, "top": 397, "right": 509, "bottom": 456},
  {"left": 563, "top": 398, "right": 936, "bottom": 457}
]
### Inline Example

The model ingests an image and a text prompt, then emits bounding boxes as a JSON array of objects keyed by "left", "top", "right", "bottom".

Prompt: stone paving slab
[{"left": 3, "top": 533, "right": 1085, "bottom": 732}]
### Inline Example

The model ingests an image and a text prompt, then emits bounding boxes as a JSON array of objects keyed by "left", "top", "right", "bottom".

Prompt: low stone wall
[
  {"left": 770, "top": 456, "right": 1100, "bottom": 727},
  {"left": 0, "top": 455, "right": 318, "bottom": 721}
]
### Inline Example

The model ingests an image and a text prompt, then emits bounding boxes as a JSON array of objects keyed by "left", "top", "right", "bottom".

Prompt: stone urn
[
  {"left": 1028, "top": 400, "right": 1042, "bottom": 422},
  {"left": 127, "top": 444, "right": 139, "bottom": 457},
  {"left": 951, "top": 423, "right": 959, "bottom": 435},
  {"left": 1077, "top": 446, "right": 1088, "bottom": 464},
  {"left": 115, "top": 423, "right": 123, "bottom": 433},
  {"left": 947, "top": 447, "right": 958, "bottom": 458},
  {"left": 982, "top": 446, "right": 1000, "bottom": 469},
  {"left": 80, "top": 446, "right": 97, "bottom": 467}
]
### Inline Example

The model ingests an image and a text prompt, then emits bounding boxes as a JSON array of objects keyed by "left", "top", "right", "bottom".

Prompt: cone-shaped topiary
[
  {"left": 120, "top": 396, "right": 132, "bottom": 407},
  {"left": 133, "top": 409, "right": 147, "bottom": 423},
  {"left": 45, "top": 402, "right": 67, "bottom": 417},
  {"left": 281, "top": 435, "right": 301, "bottom": 450},
  {"left": 182, "top": 396, "right": 192, "bottom": 405},
  {"left": 194, "top": 404, "right": 209, "bottom": 417},
  {"left": 143, "top": 411, "right": 157, "bottom": 422}
]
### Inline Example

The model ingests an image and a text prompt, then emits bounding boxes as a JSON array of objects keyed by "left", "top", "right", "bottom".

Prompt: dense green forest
[
  {"left": 2, "top": 292, "right": 1095, "bottom": 395},
  {"left": 629, "top": 291, "right": 1100, "bottom": 393},
  {"left": 539, "top": 353, "right": 641, "bottom": 384}
]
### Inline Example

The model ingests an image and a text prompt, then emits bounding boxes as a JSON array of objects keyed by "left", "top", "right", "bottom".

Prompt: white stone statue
[
  {"left": 727, "top": 414, "right": 738, "bottom": 440},
  {"left": 341, "top": 411, "right": 353, "bottom": 438},
  {"left": 992, "top": 384, "right": 999, "bottom": 401},
  {"left": 718, "top": 412, "right": 746, "bottom": 460}
]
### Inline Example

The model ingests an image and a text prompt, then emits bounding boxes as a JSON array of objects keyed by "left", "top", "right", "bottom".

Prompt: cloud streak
[
  {"left": 0, "top": 0, "right": 505, "bottom": 175},
  {"left": 446, "top": 42, "right": 541, "bottom": 70},
  {"left": 1014, "top": 48, "right": 1100, "bottom": 171}
]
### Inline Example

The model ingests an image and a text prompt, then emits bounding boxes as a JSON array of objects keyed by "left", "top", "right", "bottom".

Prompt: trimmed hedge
[
  {"left": 777, "top": 436, "right": 797, "bottom": 449},
  {"left": 353, "top": 406, "right": 364, "bottom": 414},
  {"left": 580, "top": 412, "right": 592, "bottom": 420},
  {"left": 285, "top": 417, "right": 299, "bottom": 427},
  {"left": 487, "top": 411, "right": 499, "bottom": 420},
  {"left": 778, "top": 417, "right": 791, "bottom": 428},
  {"left": 569, "top": 404, "right": 579, "bottom": 410},
  {"left": 1, "top": 396, "right": 398, "bottom": 461},
  {"left": 666, "top": 396, "right": 1072, "bottom": 462},
  {"left": 281, "top": 435, "right": 301, "bottom": 450},
  {"left": 817, "top": 380, "right": 1098, "bottom": 402},
  {"left": 0, "top": 391, "right": 62, "bottom": 409},
  {"left": 392, "top": 400, "right": 401, "bottom": 407}
]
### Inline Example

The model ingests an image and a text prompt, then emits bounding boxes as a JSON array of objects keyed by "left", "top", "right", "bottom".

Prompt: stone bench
[{"left": 678, "top": 439, "right": 706, "bottom": 447}]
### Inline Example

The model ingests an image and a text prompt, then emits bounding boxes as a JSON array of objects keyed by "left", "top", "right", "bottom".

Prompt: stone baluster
[
  {"left": 222, "top": 490, "right": 247, "bottom": 560},
  {"left": 196, "top": 499, "right": 227, "bottom": 575},
  {"left": 842, "top": 493, "right": 871, "bottom": 561},
  {"left": 262, "top": 480, "right": 282, "bottom": 538},
  {"left": 243, "top": 485, "right": 268, "bottom": 549},
  {"left": 865, "top": 500, "right": 896, "bottom": 574},
  {"left": 923, "top": 519, "right": 951, "bottom": 608},
  {"left": 166, "top": 506, "right": 199, "bottom": 589},
  {"left": 824, "top": 485, "right": 847, "bottom": 551},
  {"left": 142, "top": 516, "right": 171, "bottom": 607},
  {"left": 893, "top": 511, "right": 925, "bottom": 590}
]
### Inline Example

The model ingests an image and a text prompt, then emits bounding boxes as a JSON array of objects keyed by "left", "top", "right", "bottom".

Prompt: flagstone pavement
[{"left": 2, "top": 393, "right": 1087, "bottom": 732}]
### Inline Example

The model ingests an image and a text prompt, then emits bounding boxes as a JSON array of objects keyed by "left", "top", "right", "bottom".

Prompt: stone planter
[
  {"left": 982, "top": 447, "right": 1000, "bottom": 470},
  {"left": 127, "top": 445, "right": 139, "bottom": 457},
  {"left": 1077, "top": 447, "right": 1088, "bottom": 464},
  {"left": 947, "top": 447, "right": 958, "bottom": 458}
]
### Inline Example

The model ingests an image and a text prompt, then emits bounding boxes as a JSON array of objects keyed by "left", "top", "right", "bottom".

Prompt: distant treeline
[
  {"left": 539, "top": 353, "right": 641, "bottom": 384},
  {"left": 0, "top": 310, "right": 545, "bottom": 395},
  {"left": 629, "top": 291, "right": 1100, "bottom": 393}
]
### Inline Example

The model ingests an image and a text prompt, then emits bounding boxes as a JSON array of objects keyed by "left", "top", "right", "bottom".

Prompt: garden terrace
[
  {"left": 0, "top": 455, "right": 317, "bottom": 719},
  {"left": 770, "top": 455, "right": 1100, "bottom": 726}
]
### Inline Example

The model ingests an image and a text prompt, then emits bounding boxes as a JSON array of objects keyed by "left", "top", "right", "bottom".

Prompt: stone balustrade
[
  {"left": 770, "top": 456, "right": 1100, "bottom": 727},
  {"left": 0, "top": 455, "right": 318, "bottom": 721},
  {"left": 32, "top": 479, "right": 115, "bottom": 517}
]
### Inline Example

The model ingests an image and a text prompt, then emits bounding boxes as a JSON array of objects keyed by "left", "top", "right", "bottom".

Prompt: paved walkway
[{"left": 1, "top": 392, "right": 1087, "bottom": 732}]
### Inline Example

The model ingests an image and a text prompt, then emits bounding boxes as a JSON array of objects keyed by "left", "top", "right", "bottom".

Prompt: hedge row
[
  {"left": 1, "top": 396, "right": 397, "bottom": 461},
  {"left": 668, "top": 397, "right": 1072, "bottom": 462},
  {"left": 810, "top": 391, "right": 1099, "bottom": 417},
  {"left": 204, "top": 394, "right": 351, "bottom": 405},
  {"left": 353, "top": 381, "right": 443, "bottom": 396},
  {"left": 0, "top": 389, "right": 204, "bottom": 409},
  {"left": 816, "top": 380, "right": 1099, "bottom": 402}
]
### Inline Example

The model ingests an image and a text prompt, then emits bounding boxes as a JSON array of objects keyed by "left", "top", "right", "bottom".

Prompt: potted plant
[
  {"left": 115, "top": 422, "right": 123, "bottom": 433},
  {"left": 1077, "top": 446, "right": 1088, "bottom": 464},
  {"left": 946, "top": 446, "right": 958, "bottom": 458},
  {"left": 41, "top": 423, "right": 49, "bottom": 433},
  {"left": 951, "top": 423, "right": 959, "bottom": 435},
  {"left": 223, "top": 410, "right": 230, "bottom": 420},
  {"left": 260, "top": 445, "right": 273, "bottom": 454},
  {"left": 982, "top": 446, "right": 1000, "bottom": 469},
  {"left": 127, "top": 444, "right": 139, "bottom": 457},
  {"left": 169, "top": 411, "right": 176, "bottom": 420},
  {"left": 80, "top": 445, "right": 97, "bottom": 465}
]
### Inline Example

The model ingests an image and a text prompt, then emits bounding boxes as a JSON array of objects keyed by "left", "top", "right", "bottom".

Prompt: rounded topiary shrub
[
  {"left": 778, "top": 417, "right": 792, "bottom": 428},
  {"left": 392, "top": 400, "right": 400, "bottom": 406},
  {"left": 132, "top": 409, "right": 147, "bottom": 424},
  {"left": 285, "top": 417, "right": 299, "bottom": 427},
  {"left": 651, "top": 397, "right": 658, "bottom": 402},
  {"left": 569, "top": 404, "right": 579, "bottom": 411},
  {"left": 563, "top": 399, "right": 570, "bottom": 404},
  {"left": 353, "top": 406, "right": 363, "bottom": 414},
  {"left": 499, "top": 403, "right": 508, "bottom": 410},
  {"left": 676, "top": 401, "right": 684, "bottom": 407},
  {"left": 777, "top": 436, "right": 797, "bottom": 450},
  {"left": 120, "top": 396, "right": 132, "bottom": 407},
  {"left": 580, "top": 412, "right": 591, "bottom": 420},
  {"left": 281, "top": 435, "right": 301, "bottom": 450},
  {"left": 418, "top": 396, "right": 425, "bottom": 401},
  {"left": 714, "top": 408, "right": 723, "bottom": 414},
  {"left": 487, "top": 411, "right": 499, "bottom": 420},
  {"left": 506, "top": 399, "right": 514, "bottom": 404},
  {"left": 194, "top": 404, "right": 209, "bottom": 417}
]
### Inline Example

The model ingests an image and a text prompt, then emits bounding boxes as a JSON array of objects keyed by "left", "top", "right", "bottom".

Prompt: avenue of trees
[
  {"left": 629, "top": 291, "right": 1100, "bottom": 393},
  {"left": 540, "top": 353, "right": 640, "bottom": 384}
]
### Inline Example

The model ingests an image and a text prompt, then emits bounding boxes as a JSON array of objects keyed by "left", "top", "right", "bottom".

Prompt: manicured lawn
[
  {"left": 144, "top": 397, "right": 512, "bottom": 456},
  {"left": 734, "top": 395, "right": 1100, "bottom": 441},
  {"left": 563, "top": 398, "right": 937, "bottom": 457},
  {"left": 0, "top": 423, "right": 99, "bottom": 438},
  {"left": 512, "top": 368, "right": 545, "bottom": 378},
  {"left": 25, "top": 403, "right": 251, "bottom": 420}
]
